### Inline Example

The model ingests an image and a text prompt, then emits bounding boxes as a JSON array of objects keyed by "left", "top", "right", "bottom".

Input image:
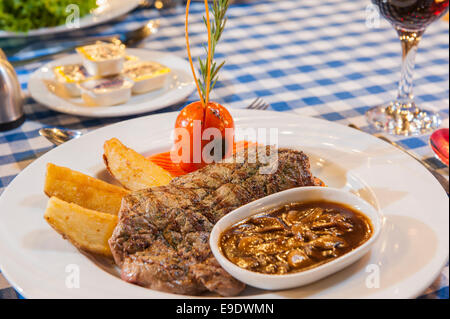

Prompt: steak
[{"left": 109, "top": 146, "right": 317, "bottom": 296}]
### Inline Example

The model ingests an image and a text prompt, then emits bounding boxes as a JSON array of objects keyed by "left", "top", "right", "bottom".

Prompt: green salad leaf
[{"left": 0, "top": 0, "right": 97, "bottom": 33}]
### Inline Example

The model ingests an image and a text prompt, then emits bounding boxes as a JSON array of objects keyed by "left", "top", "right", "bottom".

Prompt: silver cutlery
[
  {"left": 246, "top": 97, "right": 270, "bottom": 110},
  {"left": 348, "top": 124, "right": 449, "bottom": 196},
  {"left": 11, "top": 19, "right": 160, "bottom": 67},
  {"left": 39, "top": 127, "right": 82, "bottom": 146},
  {"left": 40, "top": 98, "right": 270, "bottom": 145}
]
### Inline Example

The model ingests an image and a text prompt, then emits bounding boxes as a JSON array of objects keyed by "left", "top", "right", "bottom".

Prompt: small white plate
[
  {"left": 210, "top": 187, "right": 383, "bottom": 290},
  {"left": 0, "top": 110, "right": 448, "bottom": 298},
  {"left": 0, "top": 0, "right": 141, "bottom": 38},
  {"left": 28, "top": 49, "right": 196, "bottom": 117}
]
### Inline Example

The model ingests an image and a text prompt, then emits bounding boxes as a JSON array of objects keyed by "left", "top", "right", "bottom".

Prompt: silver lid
[{"left": 0, "top": 48, "right": 24, "bottom": 127}]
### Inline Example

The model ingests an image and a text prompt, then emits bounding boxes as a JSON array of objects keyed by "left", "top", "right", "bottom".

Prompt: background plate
[
  {"left": 28, "top": 49, "right": 196, "bottom": 117},
  {"left": 0, "top": 110, "right": 448, "bottom": 298},
  {"left": 0, "top": 0, "right": 141, "bottom": 38}
]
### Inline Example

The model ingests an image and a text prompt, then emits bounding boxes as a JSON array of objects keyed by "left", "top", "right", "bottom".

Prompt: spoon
[
  {"left": 39, "top": 128, "right": 82, "bottom": 145},
  {"left": 430, "top": 128, "right": 449, "bottom": 166}
]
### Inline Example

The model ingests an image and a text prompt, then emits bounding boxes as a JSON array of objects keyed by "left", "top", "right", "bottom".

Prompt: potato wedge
[
  {"left": 44, "top": 163, "right": 128, "bottom": 215},
  {"left": 44, "top": 197, "right": 118, "bottom": 256},
  {"left": 103, "top": 138, "right": 173, "bottom": 191}
]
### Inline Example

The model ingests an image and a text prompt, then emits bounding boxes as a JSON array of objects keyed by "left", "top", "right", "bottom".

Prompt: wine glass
[{"left": 367, "top": 0, "right": 449, "bottom": 135}]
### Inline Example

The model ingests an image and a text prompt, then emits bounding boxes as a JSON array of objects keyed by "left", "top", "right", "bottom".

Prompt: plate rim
[{"left": 0, "top": 109, "right": 448, "bottom": 299}]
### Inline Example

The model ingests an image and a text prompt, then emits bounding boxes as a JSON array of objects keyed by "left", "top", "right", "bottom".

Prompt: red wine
[{"left": 372, "top": 0, "right": 449, "bottom": 31}]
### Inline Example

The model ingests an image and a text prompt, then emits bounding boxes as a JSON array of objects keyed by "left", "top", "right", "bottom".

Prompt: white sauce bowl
[{"left": 209, "top": 187, "right": 383, "bottom": 291}]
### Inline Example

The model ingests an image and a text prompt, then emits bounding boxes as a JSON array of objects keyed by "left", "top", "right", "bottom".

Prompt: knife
[
  {"left": 348, "top": 124, "right": 449, "bottom": 196},
  {"left": 10, "top": 19, "right": 159, "bottom": 67}
]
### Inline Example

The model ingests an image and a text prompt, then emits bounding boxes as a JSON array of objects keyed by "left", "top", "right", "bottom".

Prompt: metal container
[{"left": 0, "top": 48, "right": 24, "bottom": 131}]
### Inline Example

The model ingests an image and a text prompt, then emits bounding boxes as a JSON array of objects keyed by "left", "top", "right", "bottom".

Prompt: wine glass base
[{"left": 366, "top": 102, "right": 441, "bottom": 136}]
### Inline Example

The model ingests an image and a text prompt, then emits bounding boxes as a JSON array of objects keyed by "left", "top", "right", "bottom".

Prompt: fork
[{"left": 246, "top": 97, "right": 270, "bottom": 110}]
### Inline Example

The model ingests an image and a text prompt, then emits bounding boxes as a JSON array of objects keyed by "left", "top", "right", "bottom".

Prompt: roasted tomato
[{"left": 174, "top": 101, "right": 234, "bottom": 172}]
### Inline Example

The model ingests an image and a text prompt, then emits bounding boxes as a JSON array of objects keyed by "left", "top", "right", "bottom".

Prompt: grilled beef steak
[{"left": 109, "top": 147, "right": 317, "bottom": 296}]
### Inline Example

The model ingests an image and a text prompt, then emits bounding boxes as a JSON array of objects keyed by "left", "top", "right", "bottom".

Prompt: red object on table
[{"left": 430, "top": 128, "right": 449, "bottom": 166}]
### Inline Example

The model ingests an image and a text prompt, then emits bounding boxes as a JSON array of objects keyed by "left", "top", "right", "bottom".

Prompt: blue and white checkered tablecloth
[{"left": 0, "top": 0, "right": 448, "bottom": 299}]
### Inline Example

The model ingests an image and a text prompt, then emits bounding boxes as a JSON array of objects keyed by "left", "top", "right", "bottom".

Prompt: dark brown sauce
[{"left": 220, "top": 201, "right": 373, "bottom": 275}]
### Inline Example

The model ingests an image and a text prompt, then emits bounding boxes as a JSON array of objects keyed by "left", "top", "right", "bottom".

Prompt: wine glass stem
[{"left": 396, "top": 30, "right": 423, "bottom": 107}]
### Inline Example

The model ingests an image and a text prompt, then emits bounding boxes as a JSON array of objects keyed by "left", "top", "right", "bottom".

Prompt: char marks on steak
[{"left": 109, "top": 146, "right": 317, "bottom": 296}]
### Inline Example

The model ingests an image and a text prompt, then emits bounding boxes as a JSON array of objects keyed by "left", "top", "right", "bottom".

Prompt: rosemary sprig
[{"left": 197, "top": 0, "right": 229, "bottom": 104}]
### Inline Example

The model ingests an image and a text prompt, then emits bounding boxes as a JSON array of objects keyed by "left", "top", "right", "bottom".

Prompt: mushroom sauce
[{"left": 219, "top": 201, "right": 373, "bottom": 275}]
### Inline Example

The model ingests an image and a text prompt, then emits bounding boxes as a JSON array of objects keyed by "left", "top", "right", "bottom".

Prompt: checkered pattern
[{"left": 0, "top": 0, "right": 448, "bottom": 299}]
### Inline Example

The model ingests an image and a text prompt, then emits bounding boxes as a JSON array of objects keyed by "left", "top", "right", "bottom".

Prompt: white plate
[
  {"left": 28, "top": 49, "right": 196, "bottom": 117},
  {"left": 0, "top": 109, "right": 448, "bottom": 299},
  {"left": 0, "top": 0, "right": 141, "bottom": 38}
]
